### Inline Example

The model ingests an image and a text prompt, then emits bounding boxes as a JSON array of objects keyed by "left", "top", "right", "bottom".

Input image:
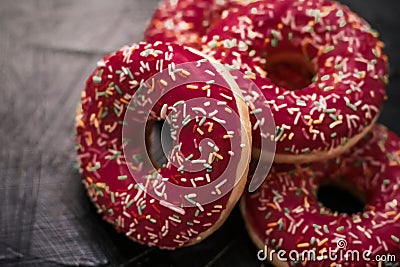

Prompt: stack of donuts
[{"left": 75, "top": 0, "right": 400, "bottom": 265}]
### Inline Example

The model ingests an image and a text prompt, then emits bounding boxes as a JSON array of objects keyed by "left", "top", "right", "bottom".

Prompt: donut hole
[
  {"left": 145, "top": 120, "right": 173, "bottom": 169},
  {"left": 265, "top": 52, "right": 316, "bottom": 91},
  {"left": 317, "top": 183, "right": 365, "bottom": 215}
]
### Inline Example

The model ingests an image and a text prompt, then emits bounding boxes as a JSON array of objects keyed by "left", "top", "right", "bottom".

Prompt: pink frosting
[
  {"left": 75, "top": 42, "right": 248, "bottom": 249},
  {"left": 243, "top": 124, "right": 400, "bottom": 266},
  {"left": 203, "top": 0, "right": 389, "bottom": 157}
]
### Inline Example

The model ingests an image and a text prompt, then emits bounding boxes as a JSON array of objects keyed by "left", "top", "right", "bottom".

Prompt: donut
[
  {"left": 241, "top": 124, "right": 400, "bottom": 266},
  {"left": 144, "top": 0, "right": 248, "bottom": 49},
  {"left": 202, "top": 0, "right": 389, "bottom": 163},
  {"left": 75, "top": 42, "right": 252, "bottom": 249}
]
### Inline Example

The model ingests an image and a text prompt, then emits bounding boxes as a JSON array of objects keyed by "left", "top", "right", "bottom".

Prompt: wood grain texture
[{"left": 0, "top": 0, "right": 399, "bottom": 266}]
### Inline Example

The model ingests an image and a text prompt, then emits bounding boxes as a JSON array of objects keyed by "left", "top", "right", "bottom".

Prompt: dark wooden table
[{"left": 0, "top": 1, "right": 399, "bottom": 266}]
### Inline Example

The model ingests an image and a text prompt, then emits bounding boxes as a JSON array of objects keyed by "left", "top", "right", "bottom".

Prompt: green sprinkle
[
  {"left": 339, "top": 20, "right": 346, "bottom": 27},
  {"left": 97, "top": 91, "right": 107, "bottom": 97},
  {"left": 324, "top": 86, "right": 334, "bottom": 91},
  {"left": 115, "top": 85, "right": 123, "bottom": 95},
  {"left": 323, "top": 108, "right": 336, "bottom": 113},
  {"left": 118, "top": 175, "right": 127, "bottom": 180},
  {"left": 371, "top": 59, "right": 377, "bottom": 65},
  {"left": 199, "top": 117, "right": 207, "bottom": 126},
  {"left": 296, "top": 99, "right": 306, "bottom": 106},
  {"left": 324, "top": 46, "right": 335, "bottom": 54},
  {"left": 89, "top": 162, "right": 101, "bottom": 172},
  {"left": 310, "top": 237, "right": 316, "bottom": 245},
  {"left": 335, "top": 64, "right": 342, "bottom": 70},
  {"left": 313, "top": 224, "right": 321, "bottom": 229},
  {"left": 92, "top": 76, "right": 102, "bottom": 83},
  {"left": 363, "top": 213, "right": 369, "bottom": 219},
  {"left": 187, "top": 221, "right": 194, "bottom": 226},
  {"left": 346, "top": 89, "right": 352, "bottom": 94},
  {"left": 277, "top": 95, "right": 285, "bottom": 100},
  {"left": 111, "top": 192, "right": 115, "bottom": 203},
  {"left": 265, "top": 212, "right": 271, "bottom": 219},
  {"left": 251, "top": 7, "right": 258, "bottom": 14},
  {"left": 311, "top": 74, "right": 318, "bottom": 83},
  {"left": 323, "top": 225, "right": 329, "bottom": 234},
  {"left": 383, "top": 179, "right": 390, "bottom": 185},
  {"left": 288, "top": 32, "right": 293, "bottom": 41},
  {"left": 195, "top": 210, "right": 200, "bottom": 217},
  {"left": 346, "top": 102, "right": 357, "bottom": 111},
  {"left": 126, "top": 199, "right": 134, "bottom": 208},
  {"left": 284, "top": 208, "right": 291, "bottom": 214},
  {"left": 100, "top": 107, "right": 109, "bottom": 119},
  {"left": 336, "top": 226, "right": 344, "bottom": 231},
  {"left": 271, "top": 38, "right": 278, "bottom": 48},
  {"left": 336, "top": 9, "right": 344, "bottom": 17},
  {"left": 278, "top": 220, "right": 284, "bottom": 231},
  {"left": 321, "top": 75, "right": 330, "bottom": 81},
  {"left": 296, "top": 188, "right": 302, "bottom": 196},
  {"left": 330, "top": 132, "right": 337, "bottom": 138},
  {"left": 372, "top": 48, "right": 380, "bottom": 57},
  {"left": 149, "top": 218, "right": 157, "bottom": 224},
  {"left": 391, "top": 235, "right": 400, "bottom": 243},
  {"left": 250, "top": 108, "right": 263, "bottom": 114},
  {"left": 249, "top": 50, "right": 256, "bottom": 57},
  {"left": 206, "top": 80, "right": 215, "bottom": 85}
]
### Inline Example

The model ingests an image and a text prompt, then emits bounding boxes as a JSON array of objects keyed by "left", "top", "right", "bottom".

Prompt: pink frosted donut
[
  {"left": 241, "top": 124, "right": 400, "bottom": 266},
  {"left": 144, "top": 0, "right": 245, "bottom": 49},
  {"left": 75, "top": 42, "right": 251, "bottom": 249},
  {"left": 203, "top": 0, "right": 389, "bottom": 163}
]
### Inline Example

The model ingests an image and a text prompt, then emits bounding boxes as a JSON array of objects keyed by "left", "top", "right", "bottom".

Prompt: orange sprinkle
[
  {"left": 304, "top": 197, "right": 310, "bottom": 208},
  {"left": 266, "top": 203, "right": 278, "bottom": 210},
  {"left": 318, "top": 238, "right": 328, "bottom": 247},
  {"left": 223, "top": 134, "right": 233, "bottom": 139},
  {"left": 120, "top": 98, "right": 130, "bottom": 105},
  {"left": 279, "top": 133, "right": 287, "bottom": 142},
  {"left": 393, "top": 213, "right": 400, "bottom": 222},
  {"left": 208, "top": 123, "right": 214, "bottom": 133},
  {"left": 267, "top": 222, "right": 278, "bottom": 228},
  {"left": 202, "top": 85, "right": 211, "bottom": 90},
  {"left": 213, "top": 152, "right": 223, "bottom": 160},
  {"left": 385, "top": 211, "right": 397, "bottom": 217},
  {"left": 297, "top": 242, "right": 310, "bottom": 248}
]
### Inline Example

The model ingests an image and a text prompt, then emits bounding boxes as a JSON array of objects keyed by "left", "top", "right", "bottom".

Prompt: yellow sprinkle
[
  {"left": 224, "top": 107, "right": 232, "bottom": 113},
  {"left": 288, "top": 132, "right": 294, "bottom": 140},
  {"left": 186, "top": 84, "right": 198, "bottom": 90},
  {"left": 202, "top": 85, "right": 211, "bottom": 90},
  {"left": 181, "top": 70, "right": 190, "bottom": 76},
  {"left": 197, "top": 128, "right": 204, "bottom": 135},
  {"left": 223, "top": 134, "right": 233, "bottom": 139},
  {"left": 160, "top": 79, "right": 168, "bottom": 86}
]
